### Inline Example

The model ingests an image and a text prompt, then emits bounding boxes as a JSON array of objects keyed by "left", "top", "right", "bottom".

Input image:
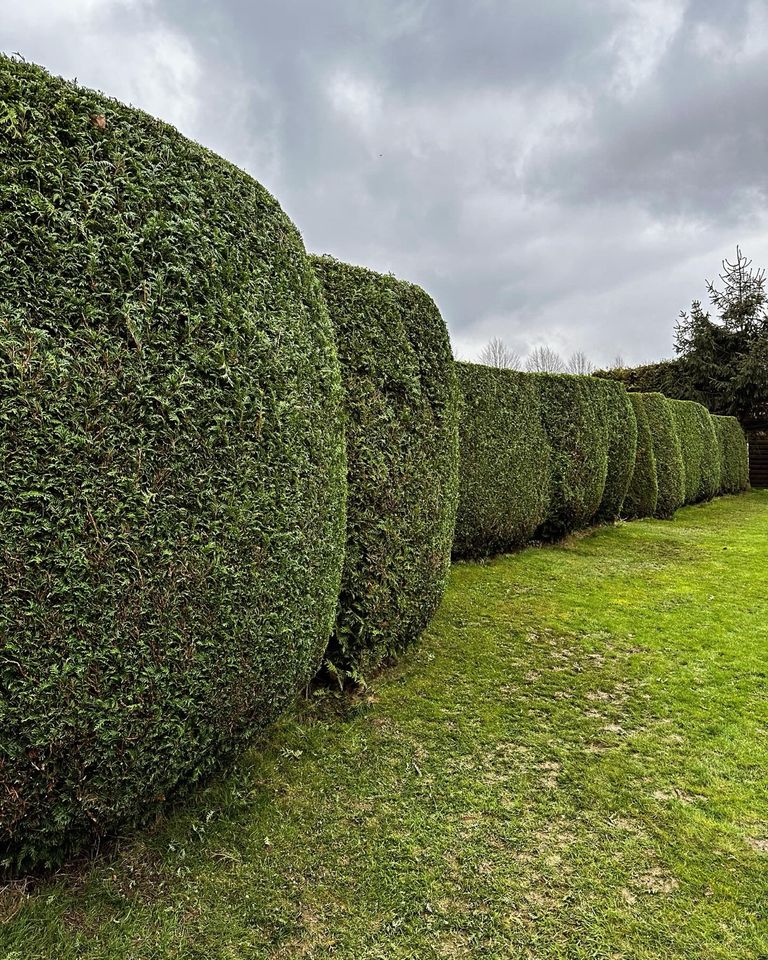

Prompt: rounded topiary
[
  {"left": 713, "top": 415, "right": 750, "bottom": 494},
  {"left": 536, "top": 374, "right": 610, "bottom": 538},
  {"left": 621, "top": 393, "right": 658, "bottom": 518},
  {"left": 453, "top": 364, "right": 550, "bottom": 559},
  {"left": 669, "top": 399, "right": 721, "bottom": 503},
  {"left": 638, "top": 393, "right": 685, "bottom": 518},
  {"left": 0, "top": 58, "right": 347, "bottom": 871},
  {"left": 594, "top": 379, "right": 638, "bottom": 522},
  {"left": 311, "top": 256, "right": 459, "bottom": 676}
]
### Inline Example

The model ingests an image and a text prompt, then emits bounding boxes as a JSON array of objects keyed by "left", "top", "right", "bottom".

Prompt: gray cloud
[{"left": 3, "top": 0, "right": 768, "bottom": 367}]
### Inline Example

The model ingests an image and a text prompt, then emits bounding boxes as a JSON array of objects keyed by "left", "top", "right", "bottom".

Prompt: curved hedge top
[
  {"left": 639, "top": 393, "right": 685, "bottom": 518},
  {"left": 0, "top": 57, "right": 346, "bottom": 870},
  {"left": 669, "top": 399, "right": 720, "bottom": 504},
  {"left": 311, "top": 256, "right": 459, "bottom": 676},
  {"left": 621, "top": 393, "right": 658, "bottom": 519},
  {"left": 453, "top": 363, "right": 550, "bottom": 559},
  {"left": 535, "top": 374, "right": 610, "bottom": 538},
  {"left": 713, "top": 415, "right": 750, "bottom": 494},
  {"left": 595, "top": 379, "right": 638, "bottom": 522}
]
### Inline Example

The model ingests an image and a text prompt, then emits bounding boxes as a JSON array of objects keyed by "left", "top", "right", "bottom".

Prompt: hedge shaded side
[
  {"left": 311, "top": 256, "right": 459, "bottom": 676},
  {"left": 713, "top": 416, "right": 750, "bottom": 493},
  {"left": 621, "top": 394, "right": 658, "bottom": 518},
  {"left": 595, "top": 379, "right": 638, "bottom": 522},
  {"left": 669, "top": 399, "right": 721, "bottom": 504},
  {"left": 0, "top": 58, "right": 347, "bottom": 872},
  {"left": 639, "top": 393, "right": 686, "bottom": 518},
  {"left": 453, "top": 364, "right": 550, "bottom": 559},
  {"left": 536, "top": 375, "right": 610, "bottom": 538}
]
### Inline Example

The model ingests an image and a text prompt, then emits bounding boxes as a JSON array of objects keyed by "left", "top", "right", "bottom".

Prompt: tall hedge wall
[
  {"left": 622, "top": 393, "right": 658, "bottom": 519},
  {"left": 638, "top": 393, "right": 686, "bottom": 518},
  {"left": 669, "top": 400, "right": 721, "bottom": 504},
  {"left": 453, "top": 364, "right": 550, "bottom": 558},
  {"left": 595, "top": 380, "right": 638, "bottom": 522},
  {"left": 713, "top": 416, "right": 750, "bottom": 494},
  {"left": 311, "top": 256, "right": 459, "bottom": 676},
  {"left": 0, "top": 58, "right": 347, "bottom": 871},
  {"left": 536, "top": 375, "right": 610, "bottom": 538}
]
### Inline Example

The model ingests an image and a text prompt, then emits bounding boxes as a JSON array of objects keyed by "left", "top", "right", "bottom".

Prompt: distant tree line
[{"left": 597, "top": 248, "right": 768, "bottom": 425}]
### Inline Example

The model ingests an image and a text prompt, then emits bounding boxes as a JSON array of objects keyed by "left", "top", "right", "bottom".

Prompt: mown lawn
[{"left": 2, "top": 491, "right": 767, "bottom": 959}]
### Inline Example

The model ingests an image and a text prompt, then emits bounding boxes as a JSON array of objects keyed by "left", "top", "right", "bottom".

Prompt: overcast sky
[{"left": 4, "top": 0, "right": 768, "bottom": 366}]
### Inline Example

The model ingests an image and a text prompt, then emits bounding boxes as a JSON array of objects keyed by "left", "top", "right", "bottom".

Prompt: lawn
[{"left": 2, "top": 491, "right": 767, "bottom": 959}]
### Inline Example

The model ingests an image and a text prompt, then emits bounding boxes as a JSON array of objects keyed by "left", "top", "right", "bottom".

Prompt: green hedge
[
  {"left": 0, "top": 58, "right": 347, "bottom": 871},
  {"left": 622, "top": 394, "right": 658, "bottom": 518},
  {"left": 595, "top": 380, "right": 638, "bottom": 522},
  {"left": 638, "top": 393, "right": 686, "bottom": 518},
  {"left": 713, "top": 416, "right": 750, "bottom": 494},
  {"left": 453, "top": 364, "right": 550, "bottom": 558},
  {"left": 669, "top": 400, "right": 721, "bottom": 504},
  {"left": 311, "top": 256, "right": 459, "bottom": 676},
  {"left": 536, "top": 375, "right": 610, "bottom": 538}
]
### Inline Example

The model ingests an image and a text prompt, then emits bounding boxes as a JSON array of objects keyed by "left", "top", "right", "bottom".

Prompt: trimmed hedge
[
  {"left": 536, "top": 374, "right": 610, "bottom": 538},
  {"left": 621, "top": 394, "right": 658, "bottom": 518},
  {"left": 638, "top": 393, "right": 686, "bottom": 518},
  {"left": 453, "top": 364, "right": 550, "bottom": 558},
  {"left": 595, "top": 379, "right": 638, "bottom": 522},
  {"left": 668, "top": 400, "right": 720, "bottom": 503},
  {"left": 669, "top": 399, "right": 721, "bottom": 504},
  {"left": 713, "top": 416, "right": 750, "bottom": 494},
  {"left": 311, "top": 256, "right": 459, "bottom": 676},
  {"left": 0, "top": 58, "right": 347, "bottom": 871}
]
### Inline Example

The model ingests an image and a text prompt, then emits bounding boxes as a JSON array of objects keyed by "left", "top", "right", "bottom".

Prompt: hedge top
[
  {"left": 0, "top": 56, "right": 346, "bottom": 871},
  {"left": 311, "top": 255, "right": 459, "bottom": 676}
]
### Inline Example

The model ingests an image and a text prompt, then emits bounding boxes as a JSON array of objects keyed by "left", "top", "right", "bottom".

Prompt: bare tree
[
  {"left": 525, "top": 346, "right": 566, "bottom": 373},
  {"left": 478, "top": 337, "right": 521, "bottom": 370},
  {"left": 612, "top": 353, "right": 626, "bottom": 369},
  {"left": 566, "top": 350, "right": 595, "bottom": 375}
]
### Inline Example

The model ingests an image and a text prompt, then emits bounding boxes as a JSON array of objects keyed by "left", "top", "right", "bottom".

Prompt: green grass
[{"left": 3, "top": 491, "right": 768, "bottom": 959}]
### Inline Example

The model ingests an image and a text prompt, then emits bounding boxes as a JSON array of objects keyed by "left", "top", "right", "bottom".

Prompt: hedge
[
  {"left": 713, "top": 416, "right": 750, "bottom": 494},
  {"left": 621, "top": 394, "right": 658, "bottom": 518},
  {"left": 638, "top": 393, "right": 686, "bottom": 518},
  {"left": 669, "top": 399, "right": 721, "bottom": 504},
  {"left": 311, "top": 256, "right": 459, "bottom": 676},
  {"left": 535, "top": 374, "right": 610, "bottom": 538},
  {"left": 0, "top": 58, "right": 347, "bottom": 871},
  {"left": 453, "top": 364, "right": 550, "bottom": 558},
  {"left": 594, "top": 379, "right": 638, "bottom": 522}
]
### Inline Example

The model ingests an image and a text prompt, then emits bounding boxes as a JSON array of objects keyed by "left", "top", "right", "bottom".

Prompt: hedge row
[
  {"left": 311, "top": 256, "right": 459, "bottom": 677},
  {"left": 454, "top": 370, "right": 639, "bottom": 556},
  {"left": 0, "top": 58, "right": 751, "bottom": 874},
  {"left": 454, "top": 376, "right": 749, "bottom": 558}
]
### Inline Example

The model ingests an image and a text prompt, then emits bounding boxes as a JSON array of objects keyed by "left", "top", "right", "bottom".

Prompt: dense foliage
[
  {"left": 668, "top": 400, "right": 721, "bottom": 504},
  {"left": 674, "top": 250, "right": 768, "bottom": 423},
  {"left": 595, "top": 379, "right": 638, "bottom": 522},
  {"left": 638, "top": 393, "right": 686, "bottom": 519},
  {"left": 622, "top": 394, "right": 658, "bottom": 519},
  {"left": 713, "top": 416, "right": 750, "bottom": 494},
  {"left": 453, "top": 364, "right": 550, "bottom": 558},
  {"left": 535, "top": 375, "right": 610, "bottom": 538},
  {"left": 311, "top": 256, "right": 459, "bottom": 676},
  {"left": 596, "top": 250, "right": 768, "bottom": 429},
  {"left": 0, "top": 58, "right": 347, "bottom": 871}
]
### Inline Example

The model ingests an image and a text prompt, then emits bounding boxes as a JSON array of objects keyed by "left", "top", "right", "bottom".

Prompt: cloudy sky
[{"left": 3, "top": 0, "right": 768, "bottom": 366}]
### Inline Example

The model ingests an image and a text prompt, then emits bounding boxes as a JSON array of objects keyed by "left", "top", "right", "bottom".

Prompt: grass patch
[{"left": 2, "top": 492, "right": 767, "bottom": 959}]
